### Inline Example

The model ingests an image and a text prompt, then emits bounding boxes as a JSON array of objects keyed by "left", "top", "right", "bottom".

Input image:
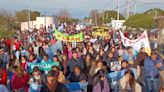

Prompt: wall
[{"left": 21, "top": 16, "right": 54, "bottom": 31}]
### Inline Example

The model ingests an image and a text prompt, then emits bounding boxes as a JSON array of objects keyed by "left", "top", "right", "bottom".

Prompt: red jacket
[
  {"left": 11, "top": 73, "right": 29, "bottom": 92},
  {"left": 5, "top": 39, "right": 11, "bottom": 47},
  {"left": 0, "top": 69, "right": 7, "bottom": 85},
  {"left": 14, "top": 41, "right": 21, "bottom": 50},
  {"left": 20, "top": 62, "right": 28, "bottom": 71}
]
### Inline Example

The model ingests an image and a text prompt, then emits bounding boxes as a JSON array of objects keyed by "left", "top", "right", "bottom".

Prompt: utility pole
[
  {"left": 26, "top": 7, "right": 31, "bottom": 30},
  {"left": 117, "top": 0, "right": 120, "bottom": 20},
  {"left": 102, "top": 10, "right": 105, "bottom": 25},
  {"left": 126, "top": 0, "right": 130, "bottom": 19},
  {"left": 95, "top": 10, "right": 98, "bottom": 26},
  {"left": 44, "top": 9, "right": 46, "bottom": 30},
  {"left": 134, "top": 0, "right": 137, "bottom": 15}
]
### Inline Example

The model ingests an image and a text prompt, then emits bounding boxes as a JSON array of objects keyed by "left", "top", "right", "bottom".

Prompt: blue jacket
[
  {"left": 67, "top": 58, "right": 84, "bottom": 73},
  {"left": 144, "top": 57, "right": 164, "bottom": 78}
]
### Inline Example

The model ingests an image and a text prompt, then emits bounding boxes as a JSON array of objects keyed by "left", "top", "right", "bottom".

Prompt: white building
[
  {"left": 21, "top": 16, "right": 55, "bottom": 31},
  {"left": 111, "top": 20, "right": 126, "bottom": 30}
]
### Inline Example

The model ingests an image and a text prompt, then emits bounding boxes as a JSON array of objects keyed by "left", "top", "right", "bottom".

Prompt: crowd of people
[{"left": 0, "top": 24, "right": 164, "bottom": 92}]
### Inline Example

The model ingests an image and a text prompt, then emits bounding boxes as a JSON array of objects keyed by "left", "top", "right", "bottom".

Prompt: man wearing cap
[{"left": 40, "top": 70, "right": 68, "bottom": 92}]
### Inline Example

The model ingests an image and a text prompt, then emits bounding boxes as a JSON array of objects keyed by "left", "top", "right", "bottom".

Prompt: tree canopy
[
  {"left": 15, "top": 10, "right": 40, "bottom": 22},
  {"left": 144, "top": 8, "right": 164, "bottom": 17},
  {"left": 125, "top": 14, "right": 156, "bottom": 29},
  {"left": 101, "top": 10, "right": 125, "bottom": 23}
]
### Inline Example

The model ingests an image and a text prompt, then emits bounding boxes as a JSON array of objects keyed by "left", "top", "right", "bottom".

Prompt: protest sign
[
  {"left": 107, "top": 68, "right": 136, "bottom": 86},
  {"left": 47, "top": 41, "right": 63, "bottom": 59},
  {"left": 110, "top": 61, "right": 121, "bottom": 71},
  {"left": 92, "top": 26, "right": 110, "bottom": 38},
  {"left": 65, "top": 82, "right": 88, "bottom": 92},
  {"left": 55, "top": 30, "right": 84, "bottom": 42},
  {"left": 28, "top": 62, "right": 59, "bottom": 73},
  {"left": 119, "top": 31, "right": 151, "bottom": 55}
]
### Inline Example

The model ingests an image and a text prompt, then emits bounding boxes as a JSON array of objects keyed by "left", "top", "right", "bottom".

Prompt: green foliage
[
  {"left": 144, "top": 8, "right": 164, "bottom": 17},
  {"left": 125, "top": 14, "right": 156, "bottom": 29},
  {"left": 101, "top": 10, "right": 125, "bottom": 23},
  {"left": 16, "top": 10, "right": 40, "bottom": 22},
  {"left": 0, "top": 29, "right": 16, "bottom": 38}
]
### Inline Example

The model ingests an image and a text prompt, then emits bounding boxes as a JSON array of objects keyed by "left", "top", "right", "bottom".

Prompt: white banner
[{"left": 120, "top": 31, "right": 151, "bottom": 55}]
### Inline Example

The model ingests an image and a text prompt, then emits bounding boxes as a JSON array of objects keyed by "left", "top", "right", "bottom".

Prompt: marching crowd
[{"left": 0, "top": 25, "right": 164, "bottom": 92}]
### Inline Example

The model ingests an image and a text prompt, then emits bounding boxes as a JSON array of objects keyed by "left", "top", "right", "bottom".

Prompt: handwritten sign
[
  {"left": 120, "top": 31, "right": 151, "bottom": 55},
  {"left": 55, "top": 30, "right": 84, "bottom": 42},
  {"left": 110, "top": 61, "right": 121, "bottom": 71},
  {"left": 28, "top": 62, "right": 59, "bottom": 73}
]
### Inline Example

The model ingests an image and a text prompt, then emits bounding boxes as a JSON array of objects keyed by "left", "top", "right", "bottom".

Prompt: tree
[
  {"left": 58, "top": 9, "right": 72, "bottom": 24},
  {"left": 89, "top": 9, "right": 100, "bottom": 25},
  {"left": 145, "top": 8, "right": 164, "bottom": 29},
  {"left": 15, "top": 10, "right": 40, "bottom": 22},
  {"left": 125, "top": 14, "right": 156, "bottom": 29},
  {"left": 101, "top": 10, "right": 125, "bottom": 23},
  {"left": 0, "top": 9, "right": 14, "bottom": 30},
  {"left": 144, "top": 8, "right": 164, "bottom": 17}
]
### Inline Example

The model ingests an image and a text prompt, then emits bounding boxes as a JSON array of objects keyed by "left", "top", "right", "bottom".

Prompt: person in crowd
[
  {"left": 103, "top": 51, "right": 116, "bottom": 72},
  {"left": 61, "top": 54, "right": 68, "bottom": 75},
  {"left": 91, "top": 68, "right": 110, "bottom": 92},
  {"left": 11, "top": 67, "right": 30, "bottom": 92},
  {"left": 32, "top": 41, "right": 39, "bottom": 55},
  {"left": 20, "top": 46, "right": 28, "bottom": 57},
  {"left": 9, "top": 66, "right": 18, "bottom": 91},
  {"left": 89, "top": 60, "right": 107, "bottom": 78},
  {"left": 99, "top": 47, "right": 106, "bottom": 60},
  {"left": 93, "top": 41, "right": 101, "bottom": 53},
  {"left": 37, "top": 47, "right": 46, "bottom": 62},
  {"left": 63, "top": 44, "right": 68, "bottom": 55},
  {"left": 95, "top": 61, "right": 107, "bottom": 75},
  {"left": 76, "top": 47, "right": 82, "bottom": 58},
  {"left": 119, "top": 69, "right": 141, "bottom": 92},
  {"left": 69, "top": 65, "right": 87, "bottom": 83},
  {"left": 136, "top": 47, "right": 148, "bottom": 92},
  {"left": 83, "top": 53, "right": 92, "bottom": 76},
  {"left": 123, "top": 47, "right": 134, "bottom": 67},
  {"left": 5, "top": 38, "right": 11, "bottom": 53},
  {"left": 0, "top": 48, "right": 9, "bottom": 69},
  {"left": 67, "top": 44, "right": 73, "bottom": 60},
  {"left": 40, "top": 70, "right": 68, "bottom": 92},
  {"left": 67, "top": 51, "right": 84, "bottom": 73},
  {"left": 87, "top": 46, "right": 95, "bottom": 58},
  {"left": 121, "top": 60, "right": 129, "bottom": 70},
  {"left": 110, "top": 47, "right": 119, "bottom": 60},
  {"left": 0, "top": 66, "right": 7, "bottom": 85},
  {"left": 56, "top": 49, "right": 63, "bottom": 63},
  {"left": 52, "top": 55, "right": 60, "bottom": 66},
  {"left": 117, "top": 46, "right": 124, "bottom": 57},
  {"left": 41, "top": 54, "right": 52, "bottom": 63},
  {"left": 13, "top": 38, "right": 21, "bottom": 51},
  {"left": 159, "top": 86, "right": 164, "bottom": 92},
  {"left": 52, "top": 66, "right": 66, "bottom": 84},
  {"left": 28, "top": 67, "right": 42, "bottom": 92},
  {"left": 28, "top": 54, "right": 37, "bottom": 63},
  {"left": 8, "top": 53, "right": 17, "bottom": 69},
  {"left": 144, "top": 51, "right": 164, "bottom": 92},
  {"left": 20, "top": 56, "right": 28, "bottom": 71},
  {"left": 136, "top": 47, "right": 148, "bottom": 67},
  {"left": 28, "top": 46, "right": 34, "bottom": 55},
  {"left": 0, "top": 84, "right": 8, "bottom": 92}
]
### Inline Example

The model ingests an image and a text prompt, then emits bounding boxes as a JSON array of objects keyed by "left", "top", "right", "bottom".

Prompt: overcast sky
[{"left": 0, "top": 0, "right": 164, "bottom": 19}]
